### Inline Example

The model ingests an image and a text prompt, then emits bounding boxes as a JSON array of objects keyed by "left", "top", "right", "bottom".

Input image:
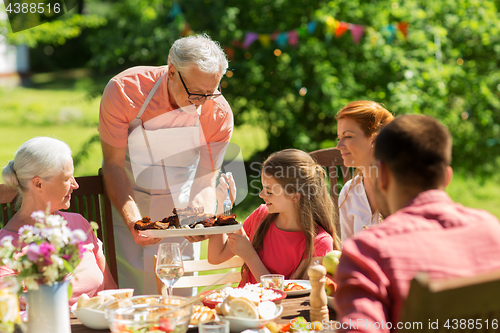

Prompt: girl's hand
[
  {"left": 216, "top": 173, "right": 237, "bottom": 215},
  {"left": 225, "top": 232, "right": 253, "bottom": 258},
  {"left": 216, "top": 173, "right": 237, "bottom": 205}
]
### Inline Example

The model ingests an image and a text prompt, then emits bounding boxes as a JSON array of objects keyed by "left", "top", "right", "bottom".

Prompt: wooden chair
[
  {"left": 155, "top": 255, "right": 244, "bottom": 293},
  {"left": 309, "top": 148, "right": 351, "bottom": 235},
  {"left": 0, "top": 170, "right": 119, "bottom": 285},
  {"left": 0, "top": 184, "right": 18, "bottom": 227},
  {"left": 67, "top": 170, "right": 118, "bottom": 284},
  {"left": 399, "top": 270, "right": 500, "bottom": 332}
]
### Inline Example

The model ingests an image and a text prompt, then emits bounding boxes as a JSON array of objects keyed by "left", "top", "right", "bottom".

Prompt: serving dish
[
  {"left": 71, "top": 302, "right": 108, "bottom": 330},
  {"left": 224, "top": 304, "right": 283, "bottom": 332},
  {"left": 140, "top": 223, "right": 242, "bottom": 238},
  {"left": 104, "top": 295, "right": 193, "bottom": 333},
  {"left": 202, "top": 289, "right": 287, "bottom": 309},
  {"left": 283, "top": 280, "right": 312, "bottom": 296},
  {"left": 98, "top": 288, "right": 134, "bottom": 299},
  {"left": 106, "top": 304, "right": 180, "bottom": 333}
]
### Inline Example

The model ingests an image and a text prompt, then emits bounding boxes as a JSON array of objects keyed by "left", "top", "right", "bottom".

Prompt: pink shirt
[
  {"left": 98, "top": 65, "right": 233, "bottom": 151},
  {"left": 241, "top": 204, "right": 334, "bottom": 285},
  {"left": 335, "top": 190, "right": 500, "bottom": 333},
  {"left": 0, "top": 212, "right": 106, "bottom": 306}
]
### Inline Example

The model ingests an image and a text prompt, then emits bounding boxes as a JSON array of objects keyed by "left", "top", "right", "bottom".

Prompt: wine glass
[{"left": 155, "top": 243, "right": 184, "bottom": 297}]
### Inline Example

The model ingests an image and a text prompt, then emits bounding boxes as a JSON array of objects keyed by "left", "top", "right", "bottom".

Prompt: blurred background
[{"left": 1, "top": 0, "right": 499, "bottom": 219}]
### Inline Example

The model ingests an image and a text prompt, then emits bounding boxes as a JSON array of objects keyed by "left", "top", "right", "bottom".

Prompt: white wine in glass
[{"left": 156, "top": 243, "right": 184, "bottom": 296}]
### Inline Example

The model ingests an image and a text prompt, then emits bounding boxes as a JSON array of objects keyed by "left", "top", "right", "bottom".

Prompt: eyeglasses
[{"left": 178, "top": 71, "right": 222, "bottom": 101}]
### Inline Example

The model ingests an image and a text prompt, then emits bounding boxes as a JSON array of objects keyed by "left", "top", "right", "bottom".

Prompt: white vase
[{"left": 26, "top": 280, "right": 71, "bottom": 333}]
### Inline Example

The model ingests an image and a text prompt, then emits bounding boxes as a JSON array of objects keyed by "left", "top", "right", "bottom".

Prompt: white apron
[{"left": 112, "top": 72, "right": 201, "bottom": 295}]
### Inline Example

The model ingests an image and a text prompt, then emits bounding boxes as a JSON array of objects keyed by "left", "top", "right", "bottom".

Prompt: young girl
[
  {"left": 208, "top": 149, "right": 341, "bottom": 285},
  {"left": 335, "top": 101, "right": 394, "bottom": 242}
]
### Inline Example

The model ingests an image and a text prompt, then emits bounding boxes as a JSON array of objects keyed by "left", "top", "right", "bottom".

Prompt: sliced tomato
[
  {"left": 159, "top": 318, "right": 175, "bottom": 332},
  {"left": 290, "top": 285, "right": 305, "bottom": 291}
]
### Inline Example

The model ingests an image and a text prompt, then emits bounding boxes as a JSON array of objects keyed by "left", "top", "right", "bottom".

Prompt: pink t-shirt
[
  {"left": 241, "top": 204, "right": 334, "bottom": 285},
  {"left": 98, "top": 65, "right": 233, "bottom": 153},
  {"left": 0, "top": 211, "right": 106, "bottom": 306}
]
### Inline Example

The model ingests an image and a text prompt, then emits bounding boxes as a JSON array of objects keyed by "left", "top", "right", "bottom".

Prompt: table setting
[
  {"left": 67, "top": 261, "right": 338, "bottom": 333},
  {"left": 0, "top": 198, "right": 340, "bottom": 332},
  {"left": 1, "top": 232, "right": 339, "bottom": 333}
]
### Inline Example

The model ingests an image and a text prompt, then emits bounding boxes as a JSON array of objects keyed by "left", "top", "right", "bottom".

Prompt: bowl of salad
[{"left": 106, "top": 301, "right": 192, "bottom": 333}]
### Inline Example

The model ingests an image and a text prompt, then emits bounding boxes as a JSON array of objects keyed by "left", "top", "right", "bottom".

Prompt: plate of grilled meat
[{"left": 134, "top": 206, "right": 242, "bottom": 237}]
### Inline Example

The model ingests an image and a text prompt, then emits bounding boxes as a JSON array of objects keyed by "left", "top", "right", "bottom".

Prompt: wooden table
[{"left": 70, "top": 295, "right": 337, "bottom": 332}]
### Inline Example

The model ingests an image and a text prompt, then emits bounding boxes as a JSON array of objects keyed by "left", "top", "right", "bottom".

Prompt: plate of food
[
  {"left": 283, "top": 280, "right": 311, "bottom": 296},
  {"left": 224, "top": 302, "right": 283, "bottom": 332},
  {"left": 135, "top": 206, "right": 242, "bottom": 238},
  {"left": 201, "top": 285, "right": 284, "bottom": 332},
  {"left": 202, "top": 284, "right": 287, "bottom": 309}
]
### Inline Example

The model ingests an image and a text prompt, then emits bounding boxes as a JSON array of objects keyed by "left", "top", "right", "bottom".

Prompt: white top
[{"left": 338, "top": 174, "right": 381, "bottom": 243}]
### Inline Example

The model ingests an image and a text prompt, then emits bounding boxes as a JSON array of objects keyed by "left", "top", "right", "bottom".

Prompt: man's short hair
[{"left": 374, "top": 115, "right": 452, "bottom": 190}]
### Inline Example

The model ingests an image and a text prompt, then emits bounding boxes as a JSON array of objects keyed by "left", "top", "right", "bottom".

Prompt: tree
[
  {"left": 88, "top": 0, "right": 500, "bottom": 177},
  {"left": 1, "top": 1, "right": 106, "bottom": 48},
  {"left": 39, "top": 0, "right": 500, "bottom": 178}
]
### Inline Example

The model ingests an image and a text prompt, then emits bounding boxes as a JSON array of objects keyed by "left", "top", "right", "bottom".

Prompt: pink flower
[
  {"left": 26, "top": 243, "right": 41, "bottom": 261},
  {"left": 39, "top": 243, "right": 56, "bottom": 266}
]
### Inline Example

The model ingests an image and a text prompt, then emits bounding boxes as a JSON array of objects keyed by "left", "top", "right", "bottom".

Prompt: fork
[{"left": 222, "top": 172, "right": 232, "bottom": 216}]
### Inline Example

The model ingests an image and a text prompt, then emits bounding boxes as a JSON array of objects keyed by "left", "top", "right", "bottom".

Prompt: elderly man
[
  {"left": 334, "top": 115, "right": 500, "bottom": 332},
  {"left": 98, "top": 34, "right": 233, "bottom": 294}
]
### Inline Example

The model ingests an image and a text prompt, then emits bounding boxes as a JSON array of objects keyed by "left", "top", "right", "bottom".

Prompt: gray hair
[
  {"left": 2, "top": 137, "right": 73, "bottom": 202},
  {"left": 168, "top": 33, "right": 228, "bottom": 76}
]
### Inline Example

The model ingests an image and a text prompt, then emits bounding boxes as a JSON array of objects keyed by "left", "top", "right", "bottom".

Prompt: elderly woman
[{"left": 0, "top": 137, "right": 117, "bottom": 306}]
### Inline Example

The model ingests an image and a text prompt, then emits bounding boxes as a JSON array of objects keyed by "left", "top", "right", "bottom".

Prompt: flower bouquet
[
  {"left": 0, "top": 209, "right": 93, "bottom": 291},
  {"left": 0, "top": 208, "right": 96, "bottom": 333}
]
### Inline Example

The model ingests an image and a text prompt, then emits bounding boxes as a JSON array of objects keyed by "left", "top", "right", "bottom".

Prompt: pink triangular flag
[
  {"left": 288, "top": 30, "right": 299, "bottom": 47},
  {"left": 350, "top": 24, "right": 365, "bottom": 44},
  {"left": 243, "top": 32, "right": 259, "bottom": 49}
]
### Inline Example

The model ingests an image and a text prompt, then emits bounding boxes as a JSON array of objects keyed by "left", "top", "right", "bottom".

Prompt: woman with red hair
[{"left": 335, "top": 101, "right": 394, "bottom": 242}]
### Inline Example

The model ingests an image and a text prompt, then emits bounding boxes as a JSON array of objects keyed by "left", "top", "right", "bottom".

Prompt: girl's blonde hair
[
  {"left": 242, "top": 149, "right": 340, "bottom": 281},
  {"left": 336, "top": 100, "right": 394, "bottom": 208}
]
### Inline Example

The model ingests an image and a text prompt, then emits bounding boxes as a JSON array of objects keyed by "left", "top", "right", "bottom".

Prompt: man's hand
[
  {"left": 184, "top": 235, "right": 209, "bottom": 243},
  {"left": 132, "top": 229, "right": 162, "bottom": 246}
]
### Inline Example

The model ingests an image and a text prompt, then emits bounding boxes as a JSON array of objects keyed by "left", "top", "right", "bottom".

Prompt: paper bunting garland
[
  {"left": 335, "top": 22, "right": 350, "bottom": 38},
  {"left": 385, "top": 24, "right": 396, "bottom": 44},
  {"left": 258, "top": 34, "right": 271, "bottom": 47},
  {"left": 243, "top": 32, "right": 259, "bottom": 49},
  {"left": 166, "top": 2, "right": 409, "bottom": 51},
  {"left": 350, "top": 24, "right": 365, "bottom": 44},
  {"left": 397, "top": 22, "right": 409, "bottom": 39},
  {"left": 276, "top": 32, "right": 288, "bottom": 47},
  {"left": 307, "top": 21, "right": 317, "bottom": 34},
  {"left": 288, "top": 30, "right": 299, "bottom": 47}
]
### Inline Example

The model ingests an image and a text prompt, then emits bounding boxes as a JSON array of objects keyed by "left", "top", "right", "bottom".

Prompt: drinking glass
[
  {"left": 199, "top": 319, "right": 230, "bottom": 333},
  {"left": 155, "top": 243, "right": 184, "bottom": 296},
  {"left": 260, "top": 274, "right": 285, "bottom": 291}
]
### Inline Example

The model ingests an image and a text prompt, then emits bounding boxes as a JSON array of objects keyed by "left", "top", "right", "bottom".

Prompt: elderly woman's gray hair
[
  {"left": 168, "top": 33, "right": 229, "bottom": 76},
  {"left": 2, "top": 137, "right": 73, "bottom": 197}
]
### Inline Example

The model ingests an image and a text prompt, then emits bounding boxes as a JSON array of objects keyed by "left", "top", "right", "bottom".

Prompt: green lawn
[{"left": 446, "top": 173, "right": 500, "bottom": 219}]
